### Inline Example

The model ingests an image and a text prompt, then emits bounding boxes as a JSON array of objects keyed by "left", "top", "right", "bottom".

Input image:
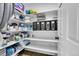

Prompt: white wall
[
  {"left": 31, "top": 10, "right": 58, "bottom": 39},
  {"left": 45, "top": 10, "right": 58, "bottom": 20}
]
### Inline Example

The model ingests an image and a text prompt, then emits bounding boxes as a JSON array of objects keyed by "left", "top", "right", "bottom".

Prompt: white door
[{"left": 58, "top": 3, "right": 79, "bottom": 56}]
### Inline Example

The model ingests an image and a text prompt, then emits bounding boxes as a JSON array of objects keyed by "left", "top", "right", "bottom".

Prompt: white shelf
[
  {"left": 24, "top": 38, "right": 58, "bottom": 43},
  {"left": 0, "top": 40, "right": 23, "bottom": 50},
  {"left": 9, "top": 19, "right": 25, "bottom": 24},
  {"left": 8, "top": 30, "right": 32, "bottom": 32},
  {"left": 25, "top": 14, "right": 36, "bottom": 18},
  {"left": 16, "top": 20, "right": 25, "bottom": 23},
  {"left": 23, "top": 45, "right": 58, "bottom": 55},
  {"left": 6, "top": 30, "right": 32, "bottom": 35},
  {"left": 12, "top": 48, "right": 24, "bottom": 56},
  {"left": 18, "top": 30, "right": 32, "bottom": 32}
]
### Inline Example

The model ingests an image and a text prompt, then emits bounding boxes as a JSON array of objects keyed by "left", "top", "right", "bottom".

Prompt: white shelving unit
[
  {"left": 0, "top": 39, "right": 23, "bottom": 50},
  {"left": 0, "top": 9, "right": 59, "bottom": 56},
  {"left": 0, "top": 39, "right": 25, "bottom": 56},
  {"left": 24, "top": 38, "right": 58, "bottom": 43},
  {"left": 23, "top": 37, "right": 58, "bottom": 55},
  {"left": 0, "top": 34, "right": 58, "bottom": 56}
]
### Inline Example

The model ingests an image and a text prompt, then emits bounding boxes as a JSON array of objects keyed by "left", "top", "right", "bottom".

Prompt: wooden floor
[{"left": 18, "top": 50, "right": 52, "bottom": 56}]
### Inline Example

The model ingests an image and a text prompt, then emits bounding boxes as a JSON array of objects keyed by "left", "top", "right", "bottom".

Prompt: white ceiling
[{"left": 23, "top": 3, "right": 60, "bottom": 13}]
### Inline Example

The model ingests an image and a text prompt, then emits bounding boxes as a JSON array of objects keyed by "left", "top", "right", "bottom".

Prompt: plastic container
[
  {"left": 6, "top": 47, "right": 15, "bottom": 56},
  {"left": 15, "top": 35, "right": 20, "bottom": 41}
]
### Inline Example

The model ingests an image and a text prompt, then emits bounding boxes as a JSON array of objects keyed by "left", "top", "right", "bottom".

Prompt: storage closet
[
  {"left": 0, "top": 3, "right": 60, "bottom": 56},
  {"left": 1, "top": 3, "right": 79, "bottom": 56}
]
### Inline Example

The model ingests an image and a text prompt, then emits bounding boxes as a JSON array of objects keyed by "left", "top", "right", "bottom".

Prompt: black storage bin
[
  {"left": 45, "top": 21, "right": 51, "bottom": 30},
  {"left": 50, "top": 20, "right": 55, "bottom": 31},
  {"left": 37, "top": 22, "right": 41, "bottom": 30},
  {"left": 50, "top": 20, "right": 57, "bottom": 31},
  {"left": 55, "top": 20, "right": 57, "bottom": 30},
  {"left": 33, "top": 22, "right": 37, "bottom": 31},
  {"left": 40, "top": 21, "right": 46, "bottom": 30}
]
